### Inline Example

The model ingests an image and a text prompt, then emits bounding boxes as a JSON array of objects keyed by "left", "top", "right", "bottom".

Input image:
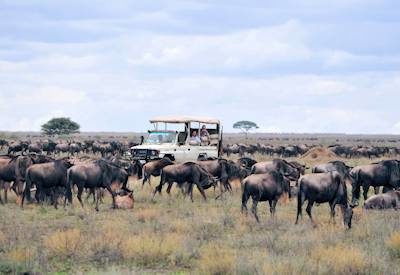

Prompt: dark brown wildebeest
[
  {"left": 296, "top": 171, "right": 354, "bottom": 229},
  {"left": 363, "top": 191, "right": 400, "bottom": 210},
  {"left": 197, "top": 158, "right": 248, "bottom": 198},
  {"left": 0, "top": 155, "right": 18, "bottom": 203},
  {"left": 28, "top": 142, "right": 42, "bottom": 154},
  {"left": 289, "top": 161, "right": 307, "bottom": 175},
  {"left": 350, "top": 160, "right": 400, "bottom": 206},
  {"left": 7, "top": 141, "right": 29, "bottom": 155},
  {"left": 66, "top": 159, "right": 131, "bottom": 211},
  {"left": 55, "top": 143, "right": 70, "bottom": 154},
  {"left": 237, "top": 157, "right": 257, "bottom": 171},
  {"left": 22, "top": 158, "right": 73, "bottom": 209},
  {"left": 69, "top": 143, "right": 82, "bottom": 155},
  {"left": 241, "top": 171, "right": 290, "bottom": 222},
  {"left": 153, "top": 162, "right": 216, "bottom": 202},
  {"left": 142, "top": 157, "right": 174, "bottom": 186},
  {"left": 312, "top": 161, "right": 353, "bottom": 185},
  {"left": 42, "top": 140, "right": 57, "bottom": 155},
  {"left": 0, "top": 139, "right": 8, "bottom": 150},
  {"left": 251, "top": 159, "right": 301, "bottom": 181}
]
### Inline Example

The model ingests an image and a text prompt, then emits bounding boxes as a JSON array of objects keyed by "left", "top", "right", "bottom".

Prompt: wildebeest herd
[{"left": 1, "top": 137, "right": 400, "bottom": 231}]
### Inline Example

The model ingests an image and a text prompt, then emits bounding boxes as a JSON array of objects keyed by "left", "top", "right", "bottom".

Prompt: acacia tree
[
  {"left": 41, "top": 117, "right": 80, "bottom": 136},
  {"left": 233, "top": 120, "right": 259, "bottom": 139}
]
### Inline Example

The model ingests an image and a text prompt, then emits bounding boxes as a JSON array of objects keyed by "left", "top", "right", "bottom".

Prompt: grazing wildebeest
[
  {"left": 22, "top": 158, "right": 73, "bottom": 209},
  {"left": 153, "top": 162, "right": 216, "bottom": 202},
  {"left": 251, "top": 159, "right": 301, "bottom": 181},
  {"left": 350, "top": 160, "right": 400, "bottom": 206},
  {"left": 241, "top": 171, "right": 291, "bottom": 222},
  {"left": 142, "top": 157, "right": 174, "bottom": 186},
  {"left": 295, "top": 171, "right": 354, "bottom": 229},
  {"left": 66, "top": 159, "right": 131, "bottom": 211},
  {"left": 197, "top": 158, "right": 248, "bottom": 198},
  {"left": 363, "top": 191, "right": 400, "bottom": 210}
]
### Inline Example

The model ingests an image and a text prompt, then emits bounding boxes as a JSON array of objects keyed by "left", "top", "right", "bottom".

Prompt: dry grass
[
  {"left": 196, "top": 244, "right": 236, "bottom": 275},
  {"left": 387, "top": 231, "right": 400, "bottom": 258},
  {"left": 0, "top": 149, "right": 399, "bottom": 273},
  {"left": 43, "top": 228, "right": 82, "bottom": 258},
  {"left": 311, "top": 244, "right": 368, "bottom": 274},
  {"left": 121, "top": 233, "right": 184, "bottom": 267}
]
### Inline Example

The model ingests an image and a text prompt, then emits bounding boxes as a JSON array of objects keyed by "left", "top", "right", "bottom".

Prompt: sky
[{"left": 0, "top": 0, "right": 400, "bottom": 134}]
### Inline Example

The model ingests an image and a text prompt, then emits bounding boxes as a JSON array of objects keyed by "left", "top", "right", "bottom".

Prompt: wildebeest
[
  {"left": 363, "top": 191, "right": 400, "bottom": 210},
  {"left": 22, "top": 158, "right": 73, "bottom": 209},
  {"left": 237, "top": 157, "right": 257, "bottom": 171},
  {"left": 115, "top": 190, "right": 134, "bottom": 209},
  {"left": 28, "top": 142, "right": 42, "bottom": 154},
  {"left": 350, "top": 160, "right": 400, "bottom": 206},
  {"left": 312, "top": 161, "right": 352, "bottom": 184},
  {"left": 55, "top": 143, "right": 70, "bottom": 154},
  {"left": 241, "top": 171, "right": 290, "bottom": 222},
  {"left": 153, "top": 162, "right": 216, "bottom": 202},
  {"left": 7, "top": 141, "right": 28, "bottom": 155},
  {"left": 0, "top": 155, "right": 19, "bottom": 203},
  {"left": 66, "top": 159, "right": 131, "bottom": 211},
  {"left": 197, "top": 158, "right": 246, "bottom": 197},
  {"left": 296, "top": 171, "right": 354, "bottom": 229},
  {"left": 251, "top": 159, "right": 301, "bottom": 181},
  {"left": 142, "top": 157, "right": 174, "bottom": 186}
]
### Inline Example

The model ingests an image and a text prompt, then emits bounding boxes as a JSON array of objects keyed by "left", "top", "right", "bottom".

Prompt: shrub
[
  {"left": 311, "top": 244, "right": 368, "bottom": 274},
  {"left": 196, "top": 244, "right": 236, "bottom": 275},
  {"left": 121, "top": 233, "right": 183, "bottom": 267},
  {"left": 43, "top": 229, "right": 82, "bottom": 258},
  {"left": 387, "top": 231, "right": 400, "bottom": 258}
]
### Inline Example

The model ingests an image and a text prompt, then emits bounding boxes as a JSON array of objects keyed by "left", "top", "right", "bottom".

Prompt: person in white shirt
[{"left": 189, "top": 130, "right": 201, "bottom": 145}]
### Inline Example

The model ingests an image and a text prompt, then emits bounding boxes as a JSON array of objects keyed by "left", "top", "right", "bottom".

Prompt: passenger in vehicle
[
  {"left": 200, "top": 125, "right": 210, "bottom": 145},
  {"left": 189, "top": 130, "right": 201, "bottom": 145}
]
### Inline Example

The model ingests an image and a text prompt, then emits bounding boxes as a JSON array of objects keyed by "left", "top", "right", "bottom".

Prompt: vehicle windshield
[{"left": 145, "top": 132, "right": 176, "bottom": 144}]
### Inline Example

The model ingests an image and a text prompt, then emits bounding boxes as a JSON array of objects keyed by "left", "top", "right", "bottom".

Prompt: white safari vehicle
[{"left": 131, "top": 116, "right": 222, "bottom": 163}]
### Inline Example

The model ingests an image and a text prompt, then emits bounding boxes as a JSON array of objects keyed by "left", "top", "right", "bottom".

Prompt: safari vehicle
[{"left": 131, "top": 116, "right": 222, "bottom": 163}]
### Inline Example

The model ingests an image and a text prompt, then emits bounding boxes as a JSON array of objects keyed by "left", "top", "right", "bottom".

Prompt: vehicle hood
[{"left": 130, "top": 144, "right": 175, "bottom": 150}]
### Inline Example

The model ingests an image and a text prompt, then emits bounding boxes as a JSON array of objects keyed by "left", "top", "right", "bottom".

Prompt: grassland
[{"left": 1, "top": 133, "right": 400, "bottom": 274}]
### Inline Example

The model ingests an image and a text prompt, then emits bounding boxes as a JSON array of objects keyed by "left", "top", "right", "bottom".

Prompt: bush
[
  {"left": 121, "top": 233, "right": 183, "bottom": 267},
  {"left": 311, "top": 244, "right": 368, "bottom": 274},
  {"left": 387, "top": 231, "right": 400, "bottom": 258},
  {"left": 43, "top": 229, "right": 82, "bottom": 258},
  {"left": 196, "top": 244, "right": 236, "bottom": 275}
]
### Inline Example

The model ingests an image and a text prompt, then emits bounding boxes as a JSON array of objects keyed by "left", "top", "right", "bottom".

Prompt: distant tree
[
  {"left": 233, "top": 120, "right": 259, "bottom": 139},
  {"left": 41, "top": 117, "right": 80, "bottom": 136}
]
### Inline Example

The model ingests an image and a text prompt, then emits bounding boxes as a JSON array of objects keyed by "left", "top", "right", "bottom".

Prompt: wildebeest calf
[{"left": 363, "top": 191, "right": 400, "bottom": 210}]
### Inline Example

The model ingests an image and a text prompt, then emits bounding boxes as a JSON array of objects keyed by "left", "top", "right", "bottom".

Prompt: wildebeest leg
[
  {"left": 95, "top": 188, "right": 101, "bottom": 211},
  {"left": 295, "top": 192, "right": 304, "bottom": 225},
  {"left": 251, "top": 198, "right": 259, "bottom": 222},
  {"left": 105, "top": 185, "right": 116, "bottom": 209},
  {"left": 52, "top": 188, "right": 58, "bottom": 209},
  {"left": 374, "top": 187, "right": 380, "bottom": 195},
  {"left": 4, "top": 182, "right": 8, "bottom": 203},
  {"left": 241, "top": 191, "right": 249, "bottom": 214},
  {"left": 195, "top": 182, "right": 207, "bottom": 201},
  {"left": 77, "top": 186, "right": 84, "bottom": 208},
  {"left": 363, "top": 186, "right": 370, "bottom": 201},
  {"left": 329, "top": 201, "right": 337, "bottom": 224},
  {"left": 166, "top": 181, "right": 174, "bottom": 195},
  {"left": 269, "top": 199, "right": 277, "bottom": 220},
  {"left": 306, "top": 200, "right": 315, "bottom": 226}
]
